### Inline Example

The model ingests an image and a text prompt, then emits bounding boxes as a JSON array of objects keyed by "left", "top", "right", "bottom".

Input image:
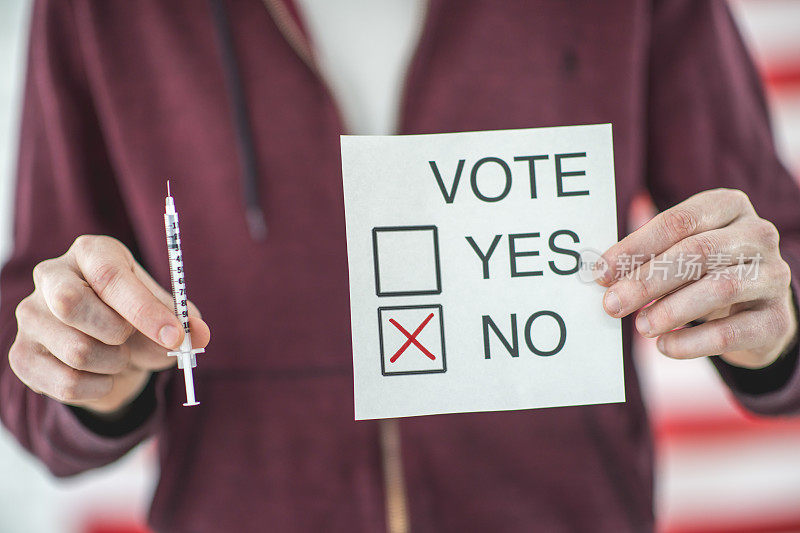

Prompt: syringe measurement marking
[{"left": 166, "top": 221, "right": 190, "bottom": 333}]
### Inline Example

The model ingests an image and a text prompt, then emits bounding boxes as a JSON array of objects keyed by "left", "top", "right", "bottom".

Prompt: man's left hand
[{"left": 597, "top": 188, "right": 798, "bottom": 369}]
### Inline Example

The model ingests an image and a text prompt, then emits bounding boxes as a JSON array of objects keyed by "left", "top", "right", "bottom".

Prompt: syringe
[{"left": 164, "top": 181, "right": 204, "bottom": 407}]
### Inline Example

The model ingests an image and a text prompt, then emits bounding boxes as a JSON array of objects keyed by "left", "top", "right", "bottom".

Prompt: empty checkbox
[{"left": 372, "top": 226, "right": 442, "bottom": 296}]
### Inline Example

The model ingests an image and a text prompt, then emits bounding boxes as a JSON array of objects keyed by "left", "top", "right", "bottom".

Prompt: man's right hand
[{"left": 8, "top": 235, "right": 210, "bottom": 416}]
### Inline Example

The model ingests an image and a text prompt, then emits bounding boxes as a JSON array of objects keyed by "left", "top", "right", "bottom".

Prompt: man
[{"left": 1, "top": 1, "right": 799, "bottom": 531}]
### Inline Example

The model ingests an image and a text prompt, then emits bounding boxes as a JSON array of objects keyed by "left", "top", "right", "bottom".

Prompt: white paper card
[{"left": 341, "top": 124, "right": 624, "bottom": 420}]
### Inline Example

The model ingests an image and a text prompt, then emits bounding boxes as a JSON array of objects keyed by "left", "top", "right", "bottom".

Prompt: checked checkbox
[
  {"left": 372, "top": 226, "right": 442, "bottom": 297},
  {"left": 378, "top": 305, "right": 446, "bottom": 376}
]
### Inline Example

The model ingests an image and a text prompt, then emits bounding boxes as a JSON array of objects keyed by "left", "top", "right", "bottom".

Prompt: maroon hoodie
[{"left": 2, "top": 1, "right": 800, "bottom": 532}]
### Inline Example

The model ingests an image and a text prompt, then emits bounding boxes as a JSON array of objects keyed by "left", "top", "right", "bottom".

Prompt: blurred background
[{"left": 0, "top": 1, "right": 798, "bottom": 532}]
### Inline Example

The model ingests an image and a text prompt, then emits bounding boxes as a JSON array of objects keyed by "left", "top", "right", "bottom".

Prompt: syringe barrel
[
  {"left": 164, "top": 211, "right": 191, "bottom": 337},
  {"left": 164, "top": 187, "right": 202, "bottom": 406}
]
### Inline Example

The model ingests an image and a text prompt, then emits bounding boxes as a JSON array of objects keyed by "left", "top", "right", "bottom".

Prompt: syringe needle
[{"left": 167, "top": 179, "right": 171, "bottom": 197}]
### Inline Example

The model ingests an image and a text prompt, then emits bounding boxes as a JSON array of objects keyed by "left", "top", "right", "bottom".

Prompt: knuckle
[
  {"left": 32, "top": 259, "right": 54, "bottom": 286},
  {"left": 767, "top": 304, "right": 792, "bottom": 340},
  {"left": 630, "top": 276, "right": 652, "bottom": 304},
  {"left": 127, "top": 299, "right": 157, "bottom": 332},
  {"left": 66, "top": 338, "right": 94, "bottom": 370},
  {"left": 79, "top": 235, "right": 126, "bottom": 256},
  {"left": 72, "top": 235, "right": 129, "bottom": 264},
  {"left": 107, "top": 345, "right": 131, "bottom": 373},
  {"left": 727, "top": 188, "right": 750, "bottom": 207},
  {"left": 716, "top": 188, "right": 752, "bottom": 212},
  {"left": 14, "top": 297, "right": 36, "bottom": 328},
  {"left": 776, "top": 260, "right": 792, "bottom": 288},
  {"left": 49, "top": 284, "right": 84, "bottom": 323},
  {"left": 53, "top": 370, "right": 83, "bottom": 403},
  {"left": 714, "top": 323, "right": 738, "bottom": 353},
  {"left": 714, "top": 274, "right": 741, "bottom": 301},
  {"left": 651, "top": 302, "right": 675, "bottom": 332},
  {"left": 31, "top": 261, "right": 43, "bottom": 284},
  {"left": 100, "top": 235, "right": 125, "bottom": 249},
  {"left": 662, "top": 208, "right": 698, "bottom": 241},
  {"left": 756, "top": 219, "right": 780, "bottom": 250},
  {"left": 7, "top": 340, "right": 28, "bottom": 377},
  {"left": 686, "top": 234, "right": 716, "bottom": 263},
  {"left": 86, "top": 262, "right": 124, "bottom": 296},
  {"left": 104, "top": 321, "right": 134, "bottom": 346},
  {"left": 71, "top": 234, "right": 96, "bottom": 255}
]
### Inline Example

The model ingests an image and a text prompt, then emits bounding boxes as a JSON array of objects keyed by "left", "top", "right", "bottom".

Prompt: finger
[
  {"left": 8, "top": 340, "right": 113, "bottom": 404},
  {"left": 78, "top": 366, "right": 153, "bottom": 415},
  {"left": 32, "top": 311, "right": 130, "bottom": 374},
  {"left": 655, "top": 305, "right": 779, "bottom": 360},
  {"left": 636, "top": 262, "right": 784, "bottom": 337},
  {"left": 127, "top": 316, "right": 210, "bottom": 371},
  {"left": 187, "top": 316, "right": 211, "bottom": 347},
  {"left": 34, "top": 259, "right": 134, "bottom": 345},
  {"left": 598, "top": 189, "right": 752, "bottom": 285},
  {"left": 603, "top": 223, "right": 764, "bottom": 317},
  {"left": 126, "top": 331, "right": 176, "bottom": 371},
  {"left": 69, "top": 236, "right": 184, "bottom": 349},
  {"left": 132, "top": 261, "right": 203, "bottom": 319},
  {"left": 130, "top": 259, "right": 210, "bottom": 358}
]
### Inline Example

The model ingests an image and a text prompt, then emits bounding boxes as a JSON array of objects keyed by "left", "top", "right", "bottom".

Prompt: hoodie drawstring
[{"left": 208, "top": 0, "right": 268, "bottom": 241}]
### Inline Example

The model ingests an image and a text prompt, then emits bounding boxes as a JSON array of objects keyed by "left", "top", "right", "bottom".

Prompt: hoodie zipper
[
  {"left": 260, "top": 0, "right": 352, "bottom": 134},
  {"left": 259, "top": 2, "right": 416, "bottom": 532},
  {"left": 261, "top": 0, "right": 313, "bottom": 69}
]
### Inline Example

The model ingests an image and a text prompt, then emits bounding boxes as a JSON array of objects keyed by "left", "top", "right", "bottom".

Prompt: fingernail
[
  {"left": 159, "top": 325, "right": 180, "bottom": 347},
  {"left": 656, "top": 336, "right": 666, "bottom": 353},
  {"left": 604, "top": 291, "right": 621, "bottom": 316},
  {"left": 592, "top": 258, "right": 610, "bottom": 282},
  {"left": 636, "top": 312, "right": 651, "bottom": 336},
  {"left": 598, "top": 260, "right": 613, "bottom": 284}
]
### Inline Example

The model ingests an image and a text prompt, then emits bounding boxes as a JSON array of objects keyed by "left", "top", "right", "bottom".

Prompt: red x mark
[{"left": 389, "top": 313, "right": 436, "bottom": 363}]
